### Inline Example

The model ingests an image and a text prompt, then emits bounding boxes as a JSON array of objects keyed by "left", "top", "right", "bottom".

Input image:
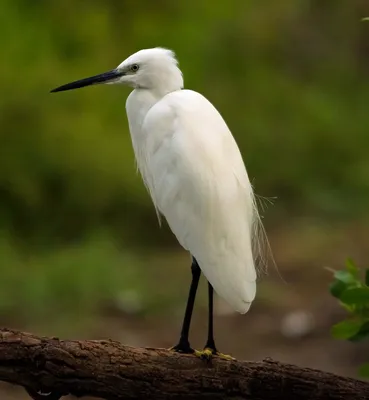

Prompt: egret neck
[{"left": 125, "top": 60, "right": 184, "bottom": 134}]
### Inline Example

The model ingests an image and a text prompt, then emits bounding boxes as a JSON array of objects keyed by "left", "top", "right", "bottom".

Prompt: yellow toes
[
  {"left": 193, "top": 349, "right": 206, "bottom": 358},
  {"left": 194, "top": 348, "right": 236, "bottom": 361},
  {"left": 168, "top": 345, "right": 235, "bottom": 361},
  {"left": 202, "top": 348, "right": 214, "bottom": 360},
  {"left": 216, "top": 352, "right": 236, "bottom": 361},
  {"left": 194, "top": 349, "right": 202, "bottom": 357},
  {"left": 193, "top": 347, "right": 213, "bottom": 360}
]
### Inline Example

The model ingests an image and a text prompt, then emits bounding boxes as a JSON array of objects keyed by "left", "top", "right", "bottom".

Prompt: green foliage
[
  {"left": 331, "top": 320, "right": 363, "bottom": 340},
  {"left": 0, "top": 232, "right": 194, "bottom": 333},
  {"left": 1, "top": 1, "right": 369, "bottom": 250},
  {"left": 359, "top": 363, "right": 369, "bottom": 376},
  {"left": 2, "top": 1, "right": 369, "bottom": 331},
  {"left": 0, "top": 234, "right": 138, "bottom": 327},
  {"left": 329, "top": 259, "right": 369, "bottom": 377}
]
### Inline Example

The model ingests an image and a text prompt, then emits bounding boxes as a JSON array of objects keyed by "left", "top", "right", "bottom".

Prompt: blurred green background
[{"left": 1, "top": 1, "right": 369, "bottom": 397}]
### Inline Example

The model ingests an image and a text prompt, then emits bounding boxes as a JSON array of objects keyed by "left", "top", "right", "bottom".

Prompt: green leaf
[
  {"left": 365, "top": 269, "right": 369, "bottom": 286},
  {"left": 349, "top": 321, "right": 369, "bottom": 342},
  {"left": 334, "top": 270, "right": 356, "bottom": 284},
  {"left": 345, "top": 258, "right": 358, "bottom": 276},
  {"left": 359, "top": 363, "right": 369, "bottom": 378},
  {"left": 362, "top": 17, "right": 369, "bottom": 22},
  {"left": 329, "top": 280, "right": 348, "bottom": 298},
  {"left": 340, "top": 288, "right": 369, "bottom": 305},
  {"left": 331, "top": 320, "right": 363, "bottom": 340}
]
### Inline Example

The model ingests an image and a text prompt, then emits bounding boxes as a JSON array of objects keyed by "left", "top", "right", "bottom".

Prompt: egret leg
[
  {"left": 200, "top": 282, "right": 235, "bottom": 361},
  {"left": 204, "top": 282, "right": 217, "bottom": 352},
  {"left": 169, "top": 257, "right": 201, "bottom": 354}
]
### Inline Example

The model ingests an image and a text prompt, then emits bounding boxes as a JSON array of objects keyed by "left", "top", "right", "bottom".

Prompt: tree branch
[{"left": 0, "top": 328, "right": 368, "bottom": 400}]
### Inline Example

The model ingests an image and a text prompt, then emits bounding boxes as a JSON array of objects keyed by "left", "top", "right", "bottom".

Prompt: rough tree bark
[{"left": 0, "top": 328, "right": 368, "bottom": 400}]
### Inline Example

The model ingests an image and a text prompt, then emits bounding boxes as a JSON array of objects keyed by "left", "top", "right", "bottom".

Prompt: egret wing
[{"left": 141, "top": 89, "right": 259, "bottom": 313}]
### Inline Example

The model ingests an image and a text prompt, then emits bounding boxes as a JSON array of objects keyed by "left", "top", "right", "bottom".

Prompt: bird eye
[{"left": 130, "top": 64, "right": 139, "bottom": 72}]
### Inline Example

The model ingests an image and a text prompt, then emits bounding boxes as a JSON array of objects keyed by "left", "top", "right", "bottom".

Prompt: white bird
[{"left": 51, "top": 47, "right": 270, "bottom": 359}]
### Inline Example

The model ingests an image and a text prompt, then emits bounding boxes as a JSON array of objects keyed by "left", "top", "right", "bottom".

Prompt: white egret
[{"left": 51, "top": 47, "right": 270, "bottom": 360}]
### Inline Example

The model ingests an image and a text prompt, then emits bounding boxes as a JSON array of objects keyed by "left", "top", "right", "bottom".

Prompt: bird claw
[
  {"left": 168, "top": 342, "right": 196, "bottom": 354},
  {"left": 195, "top": 347, "right": 213, "bottom": 361},
  {"left": 216, "top": 351, "right": 236, "bottom": 361},
  {"left": 194, "top": 347, "right": 236, "bottom": 362}
]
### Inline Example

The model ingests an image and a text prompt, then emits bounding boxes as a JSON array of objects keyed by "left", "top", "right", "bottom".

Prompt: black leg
[
  {"left": 171, "top": 257, "right": 201, "bottom": 353},
  {"left": 204, "top": 282, "right": 217, "bottom": 353},
  {"left": 200, "top": 282, "right": 235, "bottom": 361}
]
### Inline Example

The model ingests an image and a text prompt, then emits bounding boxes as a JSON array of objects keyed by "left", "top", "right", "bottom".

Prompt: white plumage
[{"left": 123, "top": 48, "right": 263, "bottom": 314}]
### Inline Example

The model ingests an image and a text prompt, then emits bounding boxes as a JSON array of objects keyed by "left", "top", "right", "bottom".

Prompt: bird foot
[
  {"left": 195, "top": 347, "right": 236, "bottom": 362},
  {"left": 195, "top": 347, "right": 213, "bottom": 361},
  {"left": 168, "top": 340, "right": 196, "bottom": 354},
  {"left": 216, "top": 351, "right": 236, "bottom": 361}
]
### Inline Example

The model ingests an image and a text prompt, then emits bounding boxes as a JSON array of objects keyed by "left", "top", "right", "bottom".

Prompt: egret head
[{"left": 51, "top": 47, "right": 184, "bottom": 94}]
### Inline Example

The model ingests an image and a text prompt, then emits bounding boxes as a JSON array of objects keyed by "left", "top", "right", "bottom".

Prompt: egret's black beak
[{"left": 50, "top": 69, "right": 123, "bottom": 93}]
